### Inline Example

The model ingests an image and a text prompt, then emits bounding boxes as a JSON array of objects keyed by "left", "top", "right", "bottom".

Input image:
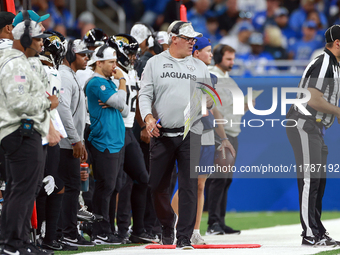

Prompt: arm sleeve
[
  {"left": 1, "top": 63, "right": 50, "bottom": 116},
  {"left": 57, "top": 77, "right": 80, "bottom": 144},
  {"left": 138, "top": 60, "right": 154, "bottom": 121},
  {"left": 105, "top": 90, "right": 127, "bottom": 110}
]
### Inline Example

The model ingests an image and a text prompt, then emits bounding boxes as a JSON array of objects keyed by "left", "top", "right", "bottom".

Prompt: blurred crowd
[{"left": 11, "top": 0, "right": 340, "bottom": 76}]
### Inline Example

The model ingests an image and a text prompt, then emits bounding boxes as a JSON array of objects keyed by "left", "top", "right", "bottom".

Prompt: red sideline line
[{"left": 145, "top": 244, "right": 261, "bottom": 249}]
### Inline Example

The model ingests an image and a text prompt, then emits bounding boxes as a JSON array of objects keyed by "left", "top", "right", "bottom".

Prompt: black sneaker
[
  {"left": 221, "top": 225, "right": 241, "bottom": 235},
  {"left": 2, "top": 248, "right": 38, "bottom": 255},
  {"left": 60, "top": 235, "right": 95, "bottom": 247},
  {"left": 24, "top": 243, "right": 54, "bottom": 255},
  {"left": 2, "top": 247, "right": 32, "bottom": 255},
  {"left": 176, "top": 236, "right": 194, "bottom": 250},
  {"left": 40, "top": 240, "right": 78, "bottom": 251},
  {"left": 77, "top": 206, "right": 103, "bottom": 222},
  {"left": 129, "top": 231, "right": 159, "bottom": 244},
  {"left": 302, "top": 236, "right": 318, "bottom": 246},
  {"left": 92, "top": 233, "right": 122, "bottom": 245},
  {"left": 314, "top": 237, "right": 338, "bottom": 247},
  {"left": 205, "top": 222, "right": 224, "bottom": 235},
  {"left": 322, "top": 233, "right": 340, "bottom": 245},
  {"left": 161, "top": 214, "right": 177, "bottom": 245}
]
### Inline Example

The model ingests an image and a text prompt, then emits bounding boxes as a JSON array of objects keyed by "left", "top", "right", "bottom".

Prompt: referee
[{"left": 286, "top": 25, "right": 340, "bottom": 246}]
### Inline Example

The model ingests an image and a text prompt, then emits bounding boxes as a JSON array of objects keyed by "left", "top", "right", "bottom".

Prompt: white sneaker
[{"left": 191, "top": 232, "right": 206, "bottom": 245}]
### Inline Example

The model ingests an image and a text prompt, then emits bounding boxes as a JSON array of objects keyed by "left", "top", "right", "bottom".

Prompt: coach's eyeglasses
[{"left": 177, "top": 35, "right": 197, "bottom": 43}]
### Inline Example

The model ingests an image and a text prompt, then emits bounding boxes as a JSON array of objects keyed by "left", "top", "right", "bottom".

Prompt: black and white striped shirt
[{"left": 294, "top": 48, "right": 340, "bottom": 128}]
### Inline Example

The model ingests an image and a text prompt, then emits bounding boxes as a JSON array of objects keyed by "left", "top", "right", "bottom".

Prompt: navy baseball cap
[
  {"left": 325, "top": 25, "right": 340, "bottom": 43},
  {"left": 303, "top": 20, "right": 317, "bottom": 29},
  {"left": 192, "top": 36, "right": 211, "bottom": 54},
  {"left": 13, "top": 10, "right": 50, "bottom": 27}
]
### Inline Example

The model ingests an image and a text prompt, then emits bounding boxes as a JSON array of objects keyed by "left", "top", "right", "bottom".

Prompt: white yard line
[{"left": 79, "top": 218, "right": 340, "bottom": 255}]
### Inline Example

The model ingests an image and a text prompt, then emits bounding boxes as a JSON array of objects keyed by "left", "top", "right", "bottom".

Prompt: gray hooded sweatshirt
[{"left": 139, "top": 50, "right": 212, "bottom": 136}]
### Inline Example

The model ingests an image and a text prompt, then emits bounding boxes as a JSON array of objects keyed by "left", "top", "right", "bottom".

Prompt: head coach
[{"left": 138, "top": 21, "right": 214, "bottom": 250}]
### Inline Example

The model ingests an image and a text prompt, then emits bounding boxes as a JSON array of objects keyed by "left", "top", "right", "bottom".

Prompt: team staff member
[
  {"left": 286, "top": 25, "right": 340, "bottom": 246},
  {"left": 0, "top": 11, "right": 15, "bottom": 194},
  {"left": 139, "top": 21, "right": 213, "bottom": 250},
  {"left": 37, "top": 33, "right": 77, "bottom": 251},
  {"left": 206, "top": 44, "right": 243, "bottom": 236},
  {"left": 58, "top": 39, "right": 94, "bottom": 247},
  {"left": 0, "top": 21, "right": 57, "bottom": 255},
  {"left": 108, "top": 34, "right": 154, "bottom": 244},
  {"left": 85, "top": 45, "right": 129, "bottom": 244}
]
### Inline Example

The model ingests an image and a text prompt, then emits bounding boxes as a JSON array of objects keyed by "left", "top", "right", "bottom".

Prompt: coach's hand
[{"left": 145, "top": 114, "right": 162, "bottom": 138}]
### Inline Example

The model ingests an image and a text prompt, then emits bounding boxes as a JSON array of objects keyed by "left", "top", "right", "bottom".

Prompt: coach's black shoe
[
  {"left": 322, "top": 233, "right": 340, "bottom": 246},
  {"left": 221, "top": 225, "right": 241, "bottom": 235},
  {"left": 205, "top": 222, "right": 224, "bottom": 235},
  {"left": 302, "top": 235, "right": 318, "bottom": 246},
  {"left": 161, "top": 214, "right": 177, "bottom": 245},
  {"left": 176, "top": 236, "right": 194, "bottom": 250},
  {"left": 129, "top": 231, "right": 159, "bottom": 243}
]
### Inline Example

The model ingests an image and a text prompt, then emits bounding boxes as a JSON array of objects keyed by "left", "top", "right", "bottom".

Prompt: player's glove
[{"left": 42, "top": 175, "right": 55, "bottom": 196}]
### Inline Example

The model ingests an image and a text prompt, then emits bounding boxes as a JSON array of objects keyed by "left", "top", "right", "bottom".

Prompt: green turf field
[{"left": 54, "top": 211, "right": 340, "bottom": 254}]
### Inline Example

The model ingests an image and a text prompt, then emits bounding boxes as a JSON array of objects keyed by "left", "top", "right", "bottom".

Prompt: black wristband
[{"left": 141, "top": 126, "right": 146, "bottom": 130}]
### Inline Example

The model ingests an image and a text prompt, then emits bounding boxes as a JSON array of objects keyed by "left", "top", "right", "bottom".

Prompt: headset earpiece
[
  {"left": 136, "top": 22, "right": 163, "bottom": 54},
  {"left": 66, "top": 39, "right": 76, "bottom": 64},
  {"left": 20, "top": 10, "right": 32, "bottom": 50},
  {"left": 96, "top": 44, "right": 108, "bottom": 58},
  {"left": 213, "top": 44, "right": 225, "bottom": 65}
]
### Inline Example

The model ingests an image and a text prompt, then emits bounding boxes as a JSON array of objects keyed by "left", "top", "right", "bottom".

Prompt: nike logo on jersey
[
  {"left": 160, "top": 72, "right": 196, "bottom": 81},
  {"left": 304, "top": 238, "right": 315, "bottom": 245},
  {"left": 51, "top": 73, "right": 57, "bottom": 77}
]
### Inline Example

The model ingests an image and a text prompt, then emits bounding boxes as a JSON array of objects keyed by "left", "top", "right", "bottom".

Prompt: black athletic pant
[
  {"left": 90, "top": 144, "right": 120, "bottom": 236},
  {"left": 286, "top": 115, "right": 327, "bottom": 238},
  {"left": 0, "top": 129, "right": 44, "bottom": 251},
  {"left": 115, "top": 176, "right": 132, "bottom": 236},
  {"left": 36, "top": 144, "right": 64, "bottom": 243},
  {"left": 149, "top": 132, "right": 201, "bottom": 239},
  {"left": 58, "top": 149, "right": 80, "bottom": 239},
  {"left": 132, "top": 119, "right": 161, "bottom": 236},
  {"left": 208, "top": 134, "right": 238, "bottom": 227},
  {"left": 114, "top": 129, "right": 149, "bottom": 235}
]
